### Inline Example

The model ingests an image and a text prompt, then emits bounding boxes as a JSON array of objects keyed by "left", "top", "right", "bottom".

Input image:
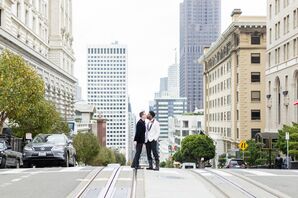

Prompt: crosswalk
[
  {"left": 0, "top": 167, "right": 91, "bottom": 175},
  {"left": 194, "top": 168, "right": 298, "bottom": 177},
  {"left": 1, "top": 167, "right": 298, "bottom": 176}
]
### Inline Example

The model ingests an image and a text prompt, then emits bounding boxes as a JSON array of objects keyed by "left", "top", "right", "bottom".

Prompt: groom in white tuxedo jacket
[{"left": 145, "top": 111, "right": 160, "bottom": 171}]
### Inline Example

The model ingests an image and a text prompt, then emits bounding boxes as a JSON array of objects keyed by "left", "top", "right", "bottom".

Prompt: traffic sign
[
  {"left": 285, "top": 132, "right": 289, "bottom": 140},
  {"left": 239, "top": 140, "right": 248, "bottom": 151}
]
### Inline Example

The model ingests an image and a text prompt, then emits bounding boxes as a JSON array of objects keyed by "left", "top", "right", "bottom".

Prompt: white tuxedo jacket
[{"left": 145, "top": 119, "right": 160, "bottom": 142}]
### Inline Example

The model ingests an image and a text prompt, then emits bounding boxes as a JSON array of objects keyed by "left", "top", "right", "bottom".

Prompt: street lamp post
[{"left": 286, "top": 132, "right": 290, "bottom": 169}]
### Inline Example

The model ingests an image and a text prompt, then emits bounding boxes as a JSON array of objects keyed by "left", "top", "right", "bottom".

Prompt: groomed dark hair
[
  {"left": 149, "top": 111, "right": 155, "bottom": 118},
  {"left": 139, "top": 111, "right": 145, "bottom": 118}
]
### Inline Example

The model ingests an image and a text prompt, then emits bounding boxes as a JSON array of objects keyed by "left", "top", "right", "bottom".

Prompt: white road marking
[
  {"left": 0, "top": 169, "right": 28, "bottom": 174},
  {"left": 0, "top": 183, "right": 12, "bottom": 187},
  {"left": 59, "top": 167, "right": 85, "bottom": 172},
  {"left": 200, "top": 172, "right": 213, "bottom": 177},
  {"left": 159, "top": 169, "right": 179, "bottom": 175},
  {"left": 193, "top": 170, "right": 213, "bottom": 176},
  {"left": 102, "top": 167, "right": 117, "bottom": 172},
  {"left": 76, "top": 179, "right": 90, "bottom": 182},
  {"left": 241, "top": 170, "right": 276, "bottom": 176},
  {"left": 210, "top": 169, "right": 233, "bottom": 177},
  {"left": 194, "top": 169, "right": 207, "bottom": 174},
  {"left": 11, "top": 178, "right": 22, "bottom": 182},
  {"left": 117, "top": 178, "right": 132, "bottom": 181},
  {"left": 93, "top": 178, "right": 109, "bottom": 181},
  {"left": 121, "top": 167, "right": 133, "bottom": 171}
]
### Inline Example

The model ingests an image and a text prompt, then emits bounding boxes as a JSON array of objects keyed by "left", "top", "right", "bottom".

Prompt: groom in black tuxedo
[{"left": 131, "top": 111, "right": 146, "bottom": 169}]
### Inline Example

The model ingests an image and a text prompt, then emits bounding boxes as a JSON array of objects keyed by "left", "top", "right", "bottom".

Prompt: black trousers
[
  {"left": 132, "top": 143, "right": 143, "bottom": 168},
  {"left": 146, "top": 140, "right": 159, "bottom": 167}
]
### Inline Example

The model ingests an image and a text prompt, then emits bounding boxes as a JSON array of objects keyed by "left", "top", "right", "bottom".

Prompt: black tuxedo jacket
[{"left": 134, "top": 119, "right": 146, "bottom": 143}]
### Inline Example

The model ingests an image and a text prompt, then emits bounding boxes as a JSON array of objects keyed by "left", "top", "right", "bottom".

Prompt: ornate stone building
[
  {"left": 0, "top": 0, "right": 76, "bottom": 119},
  {"left": 266, "top": 0, "right": 298, "bottom": 132}
]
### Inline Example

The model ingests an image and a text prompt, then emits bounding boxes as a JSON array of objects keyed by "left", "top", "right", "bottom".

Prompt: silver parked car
[
  {"left": 23, "top": 134, "right": 76, "bottom": 168},
  {"left": 0, "top": 140, "right": 23, "bottom": 168}
]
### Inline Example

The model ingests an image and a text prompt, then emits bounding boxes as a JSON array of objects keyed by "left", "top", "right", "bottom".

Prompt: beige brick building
[
  {"left": 266, "top": 0, "right": 298, "bottom": 133},
  {"left": 199, "top": 9, "right": 266, "bottom": 159}
]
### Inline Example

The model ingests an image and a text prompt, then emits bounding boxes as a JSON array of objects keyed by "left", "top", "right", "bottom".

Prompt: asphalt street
[{"left": 0, "top": 167, "right": 298, "bottom": 198}]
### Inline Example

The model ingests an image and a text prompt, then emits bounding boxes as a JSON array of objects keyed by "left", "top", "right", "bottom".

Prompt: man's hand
[{"left": 134, "top": 141, "right": 137, "bottom": 146}]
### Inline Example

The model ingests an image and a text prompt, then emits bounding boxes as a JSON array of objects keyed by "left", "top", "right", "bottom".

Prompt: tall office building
[
  {"left": 180, "top": 0, "right": 221, "bottom": 111},
  {"left": 127, "top": 98, "right": 136, "bottom": 163},
  {"left": 154, "top": 98, "right": 188, "bottom": 141},
  {"left": 154, "top": 97, "right": 187, "bottom": 161},
  {"left": 87, "top": 42, "right": 128, "bottom": 159},
  {"left": 266, "top": 0, "right": 298, "bottom": 132},
  {"left": 168, "top": 61, "right": 179, "bottom": 98},
  {"left": 0, "top": 0, "right": 76, "bottom": 118}
]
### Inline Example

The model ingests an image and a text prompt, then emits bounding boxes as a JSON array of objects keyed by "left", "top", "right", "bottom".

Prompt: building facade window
[
  {"left": 251, "top": 35, "right": 261, "bottom": 45},
  {"left": 268, "top": 52, "right": 271, "bottom": 67},
  {"left": 183, "top": 121, "right": 189, "bottom": 128},
  {"left": 237, "top": 128, "right": 240, "bottom": 139},
  {"left": 269, "top": 4, "right": 272, "bottom": 19},
  {"left": 284, "top": 16, "right": 287, "bottom": 35},
  {"left": 251, "top": 91, "right": 261, "bottom": 101},
  {"left": 251, "top": 110, "right": 261, "bottom": 120},
  {"left": 182, "top": 130, "right": 189, "bottom": 136},
  {"left": 17, "top": 2, "right": 21, "bottom": 18},
  {"left": 294, "top": 10, "right": 297, "bottom": 29},
  {"left": 278, "top": 22, "right": 281, "bottom": 38},
  {"left": 269, "top": 28, "right": 272, "bottom": 44},
  {"left": 294, "top": 39, "right": 297, "bottom": 57},
  {"left": 285, "top": 75, "right": 288, "bottom": 91},
  {"left": 25, "top": 10, "right": 29, "bottom": 26},
  {"left": 251, "top": 128, "right": 261, "bottom": 138},
  {"left": 251, "top": 53, "right": 261, "bottom": 64},
  {"left": 251, "top": 72, "right": 261, "bottom": 82}
]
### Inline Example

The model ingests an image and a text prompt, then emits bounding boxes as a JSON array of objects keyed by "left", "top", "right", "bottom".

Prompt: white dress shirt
[{"left": 145, "top": 119, "right": 160, "bottom": 142}]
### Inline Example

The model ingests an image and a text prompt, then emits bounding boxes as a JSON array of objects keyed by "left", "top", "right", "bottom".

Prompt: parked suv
[
  {"left": 0, "top": 139, "right": 23, "bottom": 168},
  {"left": 23, "top": 134, "right": 76, "bottom": 167}
]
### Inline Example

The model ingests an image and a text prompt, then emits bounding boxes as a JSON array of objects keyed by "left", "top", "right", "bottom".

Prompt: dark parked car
[
  {"left": 226, "top": 159, "right": 247, "bottom": 169},
  {"left": 0, "top": 139, "right": 23, "bottom": 168},
  {"left": 23, "top": 134, "right": 76, "bottom": 168}
]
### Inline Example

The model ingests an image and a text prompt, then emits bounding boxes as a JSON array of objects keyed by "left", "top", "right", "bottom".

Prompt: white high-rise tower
[{"left": 87, "top": 42, "right": 128, "bottom": 159}]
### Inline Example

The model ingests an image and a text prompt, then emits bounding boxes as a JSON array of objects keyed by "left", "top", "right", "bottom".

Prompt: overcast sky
[{"left": 73, "top": 0, "right": 266, "bottom": 116}]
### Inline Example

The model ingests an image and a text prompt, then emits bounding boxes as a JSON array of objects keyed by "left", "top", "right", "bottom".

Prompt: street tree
[
  {"left": 242, "top": 140, "right": 271, "bottom": 167},
  {"left": 277, "top": 123, "right": 298, "bottom": 160},
  {"left": 73, "top": 132, "right": 100, "bottom": 165},
  {"left": 180, "top": 135, "right": 215, "bottom": 163},
  {"left": 172, "top": 148, "right": 183, "bottom": 163},
  {"left": 114, "top": 150, "right": 126, "bottom": 165},
  {"left": 90, "top": 147, "right": 116, "bottom": 166},
  {"left": 0, "top": 50, "right": 44, "bottom": 134},
  {"left": 12, "top": 99, "right": 69, "bottom": 138}
]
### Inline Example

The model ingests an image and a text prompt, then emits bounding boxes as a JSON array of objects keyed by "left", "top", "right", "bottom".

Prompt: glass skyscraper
[{"left": 180, "top": 0, "right": 221, "bottom": 111}]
